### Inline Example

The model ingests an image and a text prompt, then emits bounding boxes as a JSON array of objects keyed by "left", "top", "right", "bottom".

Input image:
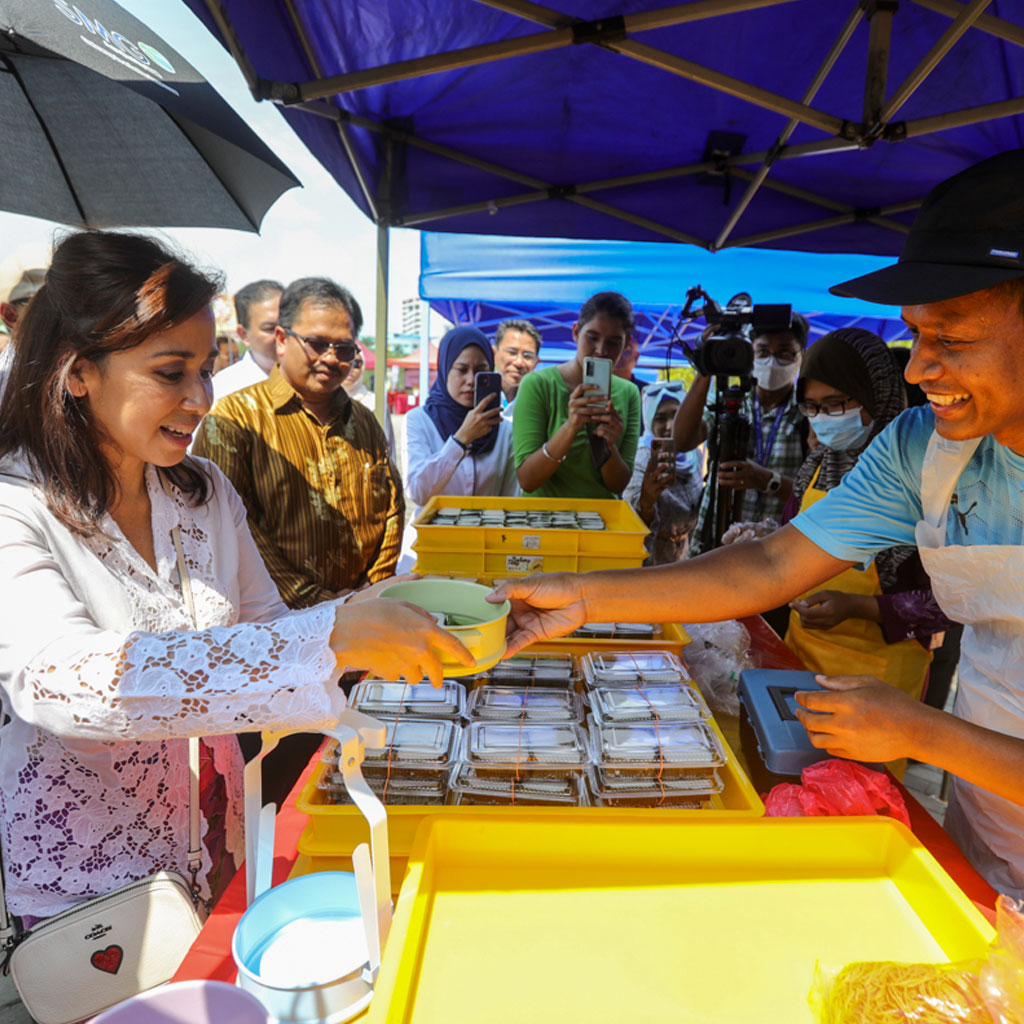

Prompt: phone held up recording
[
  {"left": 651, "top": 437, "right": 676, "bottom": 481},
  {"left": 582, "top": 356, "right": 612, "bottom": 404},
  {"left": 474, "top": 371, "right": 503, "bottom": 409}
]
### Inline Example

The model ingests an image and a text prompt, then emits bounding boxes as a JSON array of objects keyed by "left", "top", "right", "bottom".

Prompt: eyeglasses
[
  {"left": 753, "top": 349, "right": 800, "bottom": 365},
  {"left": 497, "top": 347, "right": 538, "bottom": 364},
  {"left": 285, "top": 328, "right": 358, "bottom": 363},
  {"left": 797, "top": 398, "right": 861, "bottom": 417}
]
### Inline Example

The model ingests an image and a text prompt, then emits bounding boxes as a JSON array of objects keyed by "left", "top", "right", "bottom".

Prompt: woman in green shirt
[{"left": 512, "top": 292, "right": 642, "bottom": 499}]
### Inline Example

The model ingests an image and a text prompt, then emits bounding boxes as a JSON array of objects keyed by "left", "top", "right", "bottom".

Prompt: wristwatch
[{"left": 765, "top": 469, "right": 783, "bottom": 494}]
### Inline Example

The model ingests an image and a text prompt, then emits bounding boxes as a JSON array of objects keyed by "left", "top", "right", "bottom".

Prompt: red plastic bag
[{"left": 764, "top": 759, "right": 910, "bottom": 827}]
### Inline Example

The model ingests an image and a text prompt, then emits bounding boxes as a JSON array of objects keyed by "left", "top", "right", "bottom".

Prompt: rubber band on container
[
  {"left": 629, "top": 651, "right": 665, "bottom": 805},
  {"left": 381, "top": 681, "right": 413, "bottom": 803}
]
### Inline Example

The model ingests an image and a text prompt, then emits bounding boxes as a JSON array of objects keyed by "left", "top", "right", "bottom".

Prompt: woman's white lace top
[{"left": 0, "top": 456, "right": 344, "bottom": 917}]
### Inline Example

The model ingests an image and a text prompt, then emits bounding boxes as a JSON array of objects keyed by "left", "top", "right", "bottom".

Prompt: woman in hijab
[
  {"left": 623, "top": 381, "right": 703, "bottom": 564},
  {"left": 405, "top": 325, "right": 519, "bottom": 519},
  {"left": 783, "top": 328, "right": 955, "bottom": 703}
]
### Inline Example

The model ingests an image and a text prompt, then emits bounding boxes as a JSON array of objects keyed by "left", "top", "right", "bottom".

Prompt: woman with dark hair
[
  {"left": 405, "top": 326, "right": 518, "bottom": 518},
  {"left": 782, "top": 329, "right": 954, "bottom": 704},
  {"left": 512, "top": 291, "right": 641, "bottom": 498},
  {"left": 0, "top": 231, "right": 469, "bottom": 921}
]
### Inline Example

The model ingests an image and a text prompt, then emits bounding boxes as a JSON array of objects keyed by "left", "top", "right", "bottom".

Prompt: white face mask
[
  {"left": 808, "top": 406, "right": 874, "bottom": 451},
  {"left": 753, "top": 356, "right": 799, "bottom": 391}
]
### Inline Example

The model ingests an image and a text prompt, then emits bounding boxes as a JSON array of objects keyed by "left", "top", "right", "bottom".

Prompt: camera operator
[{"left": 674, "top": 313, "right": 810, "bottom": 555}]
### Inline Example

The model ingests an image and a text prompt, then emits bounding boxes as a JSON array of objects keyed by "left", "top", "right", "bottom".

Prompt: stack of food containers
[
  {"left": 317, "top": 681, "right": 464, "bottom": 806},
  {"left": 312, "top": 651, "right": 726, "bottom": 810},
  {"left": 581, "top": 652, "right": 726, "bottom": 808}
]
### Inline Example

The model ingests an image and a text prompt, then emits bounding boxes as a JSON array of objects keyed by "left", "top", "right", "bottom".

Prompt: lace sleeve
[{"left": 0, "top": 504, "right": 343, "bottom": 742}]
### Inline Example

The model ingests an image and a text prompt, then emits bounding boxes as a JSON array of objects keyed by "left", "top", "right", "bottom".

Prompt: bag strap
[
  {"left": 163, "top": 475, "right": 203, "bottom": 899},
  {"left": 0, "top": 473, "right": 204, "bottom": 953}
]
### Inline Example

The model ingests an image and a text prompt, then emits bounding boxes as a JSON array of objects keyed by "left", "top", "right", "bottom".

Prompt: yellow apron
[{"left": 786, "top": 467, "right": 932, "bottom": 703}]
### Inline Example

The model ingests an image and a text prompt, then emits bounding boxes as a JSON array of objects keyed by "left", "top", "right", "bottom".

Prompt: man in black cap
[{"left": 487, "top": 149, "right": 1024, "bottom": 898}]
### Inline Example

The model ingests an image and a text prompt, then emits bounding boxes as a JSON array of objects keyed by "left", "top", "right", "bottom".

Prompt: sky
[{"left": 0, "top": 0, "right": 425, "bottom": 336}]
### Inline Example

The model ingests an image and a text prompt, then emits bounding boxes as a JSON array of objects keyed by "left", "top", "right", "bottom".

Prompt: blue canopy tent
[
  {"left": 183, "top": 0, "right": 1024, "bottom": 405},
  {"left": 419, "top": 231, "right": 913, "bottom": 374}
]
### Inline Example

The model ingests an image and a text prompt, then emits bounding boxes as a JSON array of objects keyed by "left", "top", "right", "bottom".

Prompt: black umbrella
[{"left": 0, "top": 0, "right": 299, "bottom": 230}]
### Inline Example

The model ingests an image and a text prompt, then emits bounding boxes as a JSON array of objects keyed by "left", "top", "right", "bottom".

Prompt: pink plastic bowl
[{"left": 90, "top": 979, "right": 270, "bottom": 1023}]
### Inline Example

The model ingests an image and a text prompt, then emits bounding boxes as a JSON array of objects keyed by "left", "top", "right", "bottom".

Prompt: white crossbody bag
[{"left": 0, "top": 513, "right": 209, "bottom": 1024}]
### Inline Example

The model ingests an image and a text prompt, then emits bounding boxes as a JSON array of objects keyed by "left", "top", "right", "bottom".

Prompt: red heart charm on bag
[{"left": 90, "top": 945, "right": 123, "bottom": 974}]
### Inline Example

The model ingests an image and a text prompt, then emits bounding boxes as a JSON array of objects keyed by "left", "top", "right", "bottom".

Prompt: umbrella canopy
[
  {"left": 183, "top": 0, "right": 1024, "bottom": 254},
  {"left": 0, "top": 0, "right": 299, "bottom": 229}
]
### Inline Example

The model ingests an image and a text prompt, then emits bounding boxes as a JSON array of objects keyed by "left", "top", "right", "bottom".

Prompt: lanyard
[{"left": 752, "top": 391, "right": 787, "bottom": 468}]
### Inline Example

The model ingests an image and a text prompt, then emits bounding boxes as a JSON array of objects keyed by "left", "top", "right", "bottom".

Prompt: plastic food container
[
  {"left": 461, "top": 721, "right": 589, "bottom": 776},
  {"left": 349, "top": 680, "right": 466, "bottom": 720},
  {"left": 572, "top": 622, "right": 658, "bottom": 639},
  {"left": 588, "top": 716, "right": 725, "bottom": 779},
  {"left": 588, "top": 683, "right": 709, "bottom": 724},
  {"left": 467, "top": 686, "right": 582, "bottom": 723},
  {"left": 581, "top": 650, "right": 690, "bottom": 688},
  {"left": 324, "top": 720, "right": 459, "bottom": 776},
  {"left": 449, "top": 766, "right": 589, "bottom": 806},
  {"left": 485, "top": 653, "right": 579, "bottom": 688},
  {"left": 317, "top": 765, "right": 451, "bottom": 806},
  {"left": 587, "top": 766, "right": 723, "bottom": 808}
]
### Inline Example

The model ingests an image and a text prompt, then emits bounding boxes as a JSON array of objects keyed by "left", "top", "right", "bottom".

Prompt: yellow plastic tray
[
  {"left": 412, "top": 496, "right": 648, "bottom": 577},
  {"left": 523, "top": 619, "right": 692, "bottom": 658},
  {"left": 294, "top": 718, "right": 763, "bottom": 879},
  {"left": 368, "top": 817, "right": 995, "bottom": 1024}
]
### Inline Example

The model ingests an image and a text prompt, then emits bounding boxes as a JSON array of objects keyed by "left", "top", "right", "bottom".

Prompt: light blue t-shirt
[{"left": 793, "top": 405, "right": 1024, "bottom": 564}]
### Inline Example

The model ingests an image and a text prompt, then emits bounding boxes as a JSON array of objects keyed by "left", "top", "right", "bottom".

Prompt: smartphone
[
  {"left": 651, "top": 438, "right": 676, "bottom": 481},
  {"left": 582, "top": 356, "right": 612, "bottom": 403},
  {"left": 474, "top": 371, "right": 503, "bottom": 409}
]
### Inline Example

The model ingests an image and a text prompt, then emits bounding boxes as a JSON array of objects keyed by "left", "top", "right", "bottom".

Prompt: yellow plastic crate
[
  {"left": 523, "top": 619, "right": 692, "bottom": 659},
  {"left": 412, "top": 496, "right": 648, "bottom": 577},
  {"left": 368, "top": 817, "right": 994, "bottom": 1024},
  {"left": 294, "top": 718, "right": 763, "bottom": 879}
]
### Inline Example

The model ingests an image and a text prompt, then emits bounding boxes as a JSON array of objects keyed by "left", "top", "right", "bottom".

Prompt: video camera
[{"left": 679, "top": 287, "right": 793, "bottom": 378}]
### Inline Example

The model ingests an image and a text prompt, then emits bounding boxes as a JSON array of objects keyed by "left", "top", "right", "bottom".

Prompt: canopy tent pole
[
  {"left": 877, "top": 0, "right": 993, "bottom": 126},
  {"left": 375, "top": 224, "right": 390, "bottom": 432},
  {"left": 713, "top": 4, "right": 864, "bottom": 250},
  {"left": 863, "top": 0, "right": 897, "bottom": 127},
  {"left": 420, "top": 302, "right": 430, "bottom": 404},
  {"left": 910, "top": 0, "right": 1024, "bottom": 49},
  {"left": 278, "top": 0, "right": 380, "bottom": 222}
]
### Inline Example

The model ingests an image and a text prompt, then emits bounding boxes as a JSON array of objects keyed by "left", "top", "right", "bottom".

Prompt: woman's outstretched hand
[
  {"left": 330, "top": 597, "right": 474, "bottom": 686},
  {"left": 488, "top": 572, "right": 588, "bottom": 656}
]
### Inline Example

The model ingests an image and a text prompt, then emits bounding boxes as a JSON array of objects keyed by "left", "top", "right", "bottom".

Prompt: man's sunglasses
[{"left": 285, "top": 328, "right": 358, "bottom": 363}]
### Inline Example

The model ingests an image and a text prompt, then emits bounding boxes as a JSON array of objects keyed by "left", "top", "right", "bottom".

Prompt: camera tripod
[{"left": 699, "top": 374, "right": 752, "bottom": 552}]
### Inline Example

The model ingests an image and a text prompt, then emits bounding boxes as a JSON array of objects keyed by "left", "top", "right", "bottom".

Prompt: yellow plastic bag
[{"left": 812, "top": 895, "right": 1024, "bottom": 1023}]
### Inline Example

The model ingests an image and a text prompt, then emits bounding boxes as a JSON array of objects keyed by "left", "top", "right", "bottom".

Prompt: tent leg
[{"left": 375, "top": 223, "right": 389, "bottom": 430}]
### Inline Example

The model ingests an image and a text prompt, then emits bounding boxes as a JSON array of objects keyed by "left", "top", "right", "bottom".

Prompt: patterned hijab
[
  {"left": 793, "top": 328, "right": 909, "bottom": 587},
  {"left": 423, "top": 326, "right": 500, "bottom": 455}
]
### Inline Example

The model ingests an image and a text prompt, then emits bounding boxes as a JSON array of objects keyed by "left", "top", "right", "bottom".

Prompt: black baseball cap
[{"left": 830, "top": 149, "right": 1024, "bottom": 306}]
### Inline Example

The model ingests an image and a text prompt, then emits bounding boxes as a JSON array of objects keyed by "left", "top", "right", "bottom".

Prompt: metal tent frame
[{"left": 189, "top": 0, "right": 1024, "bottom": 417}]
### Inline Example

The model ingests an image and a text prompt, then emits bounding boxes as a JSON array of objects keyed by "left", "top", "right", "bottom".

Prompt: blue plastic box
[{"left": 737, "top": 668, "right": 828, "bottom": 776}]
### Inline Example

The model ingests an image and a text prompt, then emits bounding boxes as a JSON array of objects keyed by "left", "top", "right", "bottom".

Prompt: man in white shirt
[
  {"left": 493, "top": 319, "right": 541, "bottom": 422},
  {"left": 212, "top": 279, "right": 283, "bottom": 402}
]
